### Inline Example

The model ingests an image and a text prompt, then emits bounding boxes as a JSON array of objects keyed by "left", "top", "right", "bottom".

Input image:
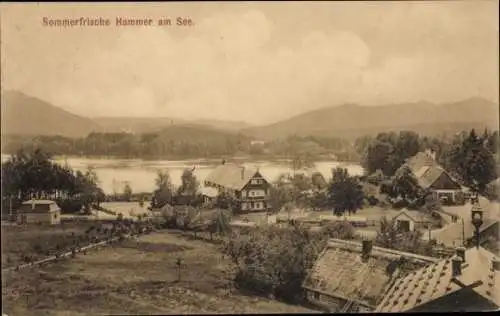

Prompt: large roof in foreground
[
  {"left": 376, "top": 247, "right": 500, "bottom": 312},
  {"left": 303, "top": 239, "right": 437, "bottom": 309}
]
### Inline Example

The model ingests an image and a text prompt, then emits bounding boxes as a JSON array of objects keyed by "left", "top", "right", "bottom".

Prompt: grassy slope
[{"left": 2, "top": 231, "right": 318, "bottom": 315}]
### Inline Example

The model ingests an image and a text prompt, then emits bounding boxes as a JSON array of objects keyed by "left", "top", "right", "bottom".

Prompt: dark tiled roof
[
  {"left": 303, "top": 239, "right": 438, "bottom": 308},
  {"left": 205, "top": 164, "right": 259, "bottom": 191},
  {"left": 376, "top": 247, "right": 500, "bottom": 312},
  {"left": 413, "top": 165, "right": 446, "bottom": 189},
  {"left": 405, "top": 152, "right": 460, "bottom": 189}
]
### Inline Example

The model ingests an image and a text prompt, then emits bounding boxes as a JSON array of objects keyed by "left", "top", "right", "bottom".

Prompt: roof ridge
[{"left": 327, "top": 239, "right": 438, "bottom": 263}]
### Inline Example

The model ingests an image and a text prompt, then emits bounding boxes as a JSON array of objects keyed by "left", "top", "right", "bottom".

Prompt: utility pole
[
  {"left": 461, "top": 218, "right": 465, "bottom": 246},
  {"left": 9, "top": 195, "right": 13, "bottom": 221}
]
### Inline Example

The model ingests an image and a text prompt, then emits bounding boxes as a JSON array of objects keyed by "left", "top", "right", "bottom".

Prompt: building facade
[
  {"left": 204, "top": 162, "right": 271, "bottom": 212},
  {"left": 404, "top": 151, "right": 464, "bottom": 205},
  {"left": 18, "top": 200, "right": 61, "bottom": 225}
]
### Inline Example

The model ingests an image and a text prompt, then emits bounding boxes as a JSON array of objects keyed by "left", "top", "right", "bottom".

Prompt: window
[
  {"left": 256, "top": 203, "right": 261, "bottom": 209},
  {"left": 251, "top": 202, "right": 255, "bottom": 208},
  {"left": 313, "top": 291, "right": 320, "bottom": 300}
]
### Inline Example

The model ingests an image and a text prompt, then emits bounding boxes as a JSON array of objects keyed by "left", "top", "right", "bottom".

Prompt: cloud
[
  {"left": 2, "top": 3, "right": 498, "bottom": 124},
  {"left": 45, "top": 10, "right": 374, "bottom": 122}
]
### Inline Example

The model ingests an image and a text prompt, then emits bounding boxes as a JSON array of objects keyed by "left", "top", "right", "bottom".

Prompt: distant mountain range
[
  {"left": 241, "top": 98, "right": 499, "bottom": 140},
  {"left": 1, "top": 90, "right": 253, "bottom": 137},
  {"left": 1, "top": 90, "right": 102, "bottom": 138},
  {"left": 1, "top": 90, "right": 498, "bottom": 140}
]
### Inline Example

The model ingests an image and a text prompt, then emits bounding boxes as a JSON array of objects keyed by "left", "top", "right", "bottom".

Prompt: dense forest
[{"left": 1, "top": 128, "right": 360, "bottom": 161}]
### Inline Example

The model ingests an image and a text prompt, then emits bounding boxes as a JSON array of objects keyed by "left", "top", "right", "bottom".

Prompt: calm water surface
[{"left": 1, "top": 154, "right": 364, "bottom": 195}]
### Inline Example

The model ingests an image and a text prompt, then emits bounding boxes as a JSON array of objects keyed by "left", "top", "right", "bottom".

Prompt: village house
[
  {"left": 17, "top": 200, "right": 61, "bottom": 225},
  {"left": 376, "top": 246, "right": 500, "bottom": 312},
  {"left": 404, "top": 150, "right": 464, "bottom": 205},
  {"left": 203, "top": 161, "right": 271, "bottom": 212},
  {"left": 302, "top": 239, "right": 438, "bottom": 313}
]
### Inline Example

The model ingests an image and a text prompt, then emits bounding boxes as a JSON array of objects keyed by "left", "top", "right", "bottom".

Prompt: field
[
  {"left": 2, "top": 230, "right": 319, "bottom": 315},
  {"left": 1, "top": 221, "right": 99, "bottom": 268}
]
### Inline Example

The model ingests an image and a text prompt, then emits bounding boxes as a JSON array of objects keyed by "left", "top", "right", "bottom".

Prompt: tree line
[
  {"left": 360, "top": 129, "right": 499, "bottom": 199},
  {"left": 1, "top": 133, "right": 357, "bottom": 161},
  {"left": 1, "top": 149, "right": 104, "bottom": 215}
]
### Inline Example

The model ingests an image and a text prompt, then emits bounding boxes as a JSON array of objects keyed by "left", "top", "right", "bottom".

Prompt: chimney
[
  {"left": 425, "top": 148, "right": 436, "bottom": 161},
  {"left": 492, "top": 259, "right": 500, "bottom": 271},
  {"left": 456, "top": 247, "right": 466, "bottom": 263},
  {"left": 361, "top": 240, "right": 373, "bottom": 260},
  {"left": 451, "top": 255, "right": 463, "bottom": 277},
  {"left": 241, "top": 166, "right": 245, "bottom": 180},
  {"left": 221, "top": 159, "right": 226, "bottom": 165}
]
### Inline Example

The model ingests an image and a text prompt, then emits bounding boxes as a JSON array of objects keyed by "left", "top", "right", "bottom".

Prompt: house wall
[
  {"left": 245, "top": 189, "right": 267, "bottom": 197},
  {"left": 393, "top": 214, "right": 416, "bottom": 232},
  {"left": 409, "top": 288, "right": 498, "bottom": 312},
  {"left": 394, "top": 218, "right": 415, "bottom": 232},
  {"left": 306, "top": 290, "right": 372, "bottom": 313},
  {"left": 306, "top": 290, "right": 345, "bottom": 312},
  {"left": 239, "top": 172, "right": 270, "bottom": 212},
  {"left": 22, "top": 210, "right": 60, "bottom": 225}
]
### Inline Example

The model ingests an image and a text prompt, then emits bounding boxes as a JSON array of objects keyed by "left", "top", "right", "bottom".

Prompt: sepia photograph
[{"left": 1, "top": 1, "right": 499, "bottom": 314}]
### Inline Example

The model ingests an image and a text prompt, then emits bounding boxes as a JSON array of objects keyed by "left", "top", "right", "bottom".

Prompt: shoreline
[{"left": 2, "top": 153, "right": 361, "bottom": 166}]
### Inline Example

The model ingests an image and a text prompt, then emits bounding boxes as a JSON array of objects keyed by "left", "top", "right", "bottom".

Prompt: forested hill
[
  {"left": 1, "top": 125, "right": 254, "bottom": 159},
  {"left": 241, "top": 98, "right": 499, "bottom": 140},
  {"left": 1, "top": 90, "right": 103, "bottom": 138}
]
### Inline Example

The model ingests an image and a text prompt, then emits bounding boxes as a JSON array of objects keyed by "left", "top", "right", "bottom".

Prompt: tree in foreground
[{"left": 328, "top": 167, "right": 365, "bottom": 216}]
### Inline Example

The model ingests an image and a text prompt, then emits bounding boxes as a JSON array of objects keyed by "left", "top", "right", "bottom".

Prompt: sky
[{"left": 1, "top": 1, "right": 499, "bottom": 125}]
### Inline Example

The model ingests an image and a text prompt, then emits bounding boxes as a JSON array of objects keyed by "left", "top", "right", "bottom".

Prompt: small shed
[
  {"left": 200, "top": 186, "right": 218, "bottom": 203},
  {"left": 391, "top": 209, "right": 430, "bottom": 232},
  {"left": 18, "top": 200, "right": 61, "bottom": 225}
]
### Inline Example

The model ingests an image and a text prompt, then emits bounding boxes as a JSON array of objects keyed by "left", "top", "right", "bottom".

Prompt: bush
[
  {"left": 392, "top": 199, "right": 408, "bottom": 209},
  {"left": 222, "top": 224, "right": 353, "bottom": 304},
  {"left": 56, "top": 199, "right": 84, "bottom": 214},
  {"left": 366, "top": 195, "right": 379, "bottom": 206},
  {"left": 485, "top": 182, "right": 499, "bottom": 201}
]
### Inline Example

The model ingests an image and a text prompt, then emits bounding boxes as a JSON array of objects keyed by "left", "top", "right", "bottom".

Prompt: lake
[{"left": 1, "top": 154, "right": 364, "bottom": 195}]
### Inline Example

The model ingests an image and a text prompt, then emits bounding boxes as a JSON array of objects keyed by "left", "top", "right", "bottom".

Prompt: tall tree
[
  {"left": 390, "top": 165, "right": 423, "bottom": 202},
  {"left": 445, "top": 129, "right": 497, "bottom": 193},
  {"left": 176, "top": 168, "right": 200, "bottom": 205},
  {"left": 328, "top": 167, "right": 364, "bottom": 216},
  {"left": 123, "top": 183, "right": 133, "bottom": 202},
  {"left": 152, "top": 171, "right": 175, "bottom": 208}
]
